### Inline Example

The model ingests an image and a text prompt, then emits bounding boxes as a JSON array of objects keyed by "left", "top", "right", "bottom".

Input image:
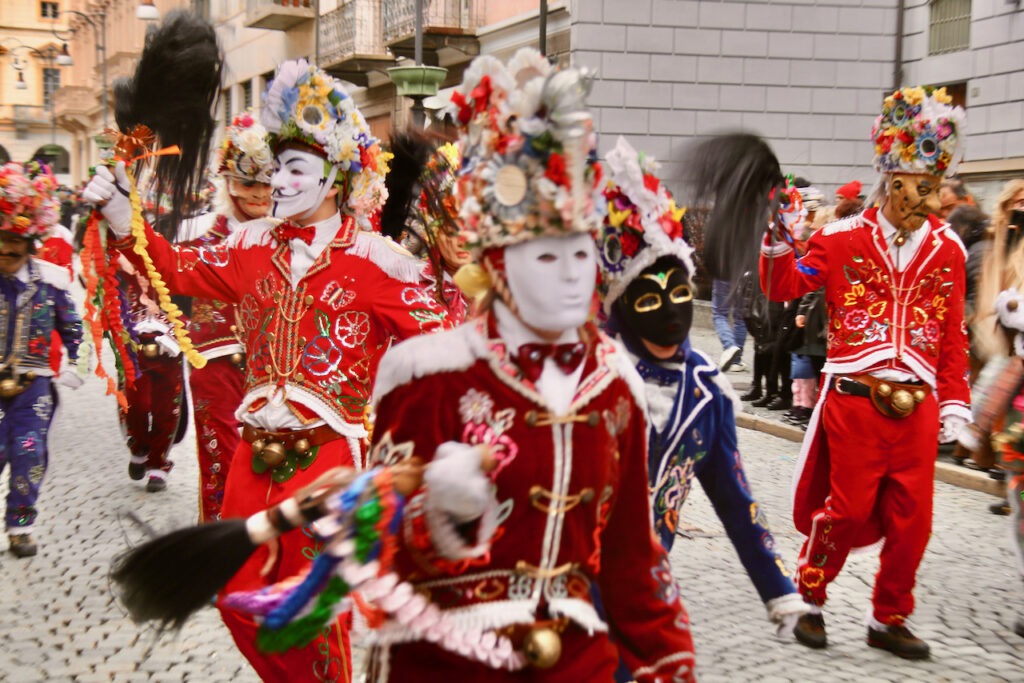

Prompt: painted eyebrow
[{"left": 284, "top": 158, "right": 307, "bottom": 167}]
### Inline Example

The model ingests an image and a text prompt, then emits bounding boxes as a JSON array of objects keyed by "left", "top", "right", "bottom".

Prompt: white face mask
[
  {"left": 503, "top": 233, "right": 596, "bottom": 336},
  {"left": 270, "top": 148, "right": 338, "bottom": 221}
]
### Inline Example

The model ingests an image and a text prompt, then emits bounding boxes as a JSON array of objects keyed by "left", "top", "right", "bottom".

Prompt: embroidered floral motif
[
  {"left": 370, "top": 430, "right": 416, "bottom": 466},
  {"left": 457, "top": 389, "right": 518, "bottom": 478},
  {"left": 603, "top": 396, "right": 630, "bottom": 437},
  {"left": 333, "top": 311, "right": 370, "bottom": 348},
  {"left": 650, "top": 554, "right": 680, "bottom": 604},
  {"left": 31, "top": 394, "right": 53, "bottom": 421}
]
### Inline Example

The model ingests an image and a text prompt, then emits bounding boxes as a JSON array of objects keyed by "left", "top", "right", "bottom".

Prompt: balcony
[
  {"left": 382, "top": 0, "right": 482, "bottom": 64},
  {"left": 319, "top": 0, "right": 394, "bottom": 87},
  {"left": 245, "top": 0, "right": 315, "bottom": 31},
  {"left": 53, "top": 86, "right": 93, "bottom": 126},
  {"left": 12, "top": 105, "right": 52, "bottom": 126}
]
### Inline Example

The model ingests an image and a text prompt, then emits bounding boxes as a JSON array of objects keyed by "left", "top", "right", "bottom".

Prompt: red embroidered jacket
[
  {"left": 176, "top": 213, "right": 242, "bottom": 359},
  {"left": 759, "top": 207, "right": 970, "bottom": 420},
  {"left": 117, "top": 215, "right": 448, "bottom": 438},
  {"left": 368, "top": 316, "right": 696, "bottom": 682}
]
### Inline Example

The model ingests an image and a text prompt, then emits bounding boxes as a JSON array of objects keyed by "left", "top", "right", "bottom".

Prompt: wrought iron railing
[
  {"left": 381, "top": 0, "right": 481, "bottom": 43},
  {"left": 246, "top": 0, "right": 312, "bottom": 11},
  {"left": 928, "top": 0, "right": 971, "bottom": 55},
  {"left": 320, "top": 0, "right": 387, "bottom": 66}
]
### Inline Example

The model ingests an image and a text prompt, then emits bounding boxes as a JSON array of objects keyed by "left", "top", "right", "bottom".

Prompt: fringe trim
[
  {"left": 608, "top": 338, "right": 649, "bottom": 414},
  {"left": 347, "top": 231, "right": 425, "bottom": 284},
  {"left": 821, "top": 214, "right": 863, "bottom": 236},
  {"left": 547, "top": 598, "right": 608, "bottom": 634},
  {"left": 372, "top": 323, "right": 487, "bottom": 405},
  {"left": 224, "top": 218, "right": 278, "bottom": 249},
  {"left": 360, "top": 600, "right": 538, "bottom": 646},
  {"left": 31, "top": 258, "right": 73, "bottom": 290}
]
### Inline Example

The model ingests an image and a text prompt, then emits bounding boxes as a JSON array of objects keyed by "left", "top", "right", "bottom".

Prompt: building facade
[
  {"left": 0, "top": 0, "right": 75, "bottom": 185},
  {"left": 569, "top": 0, "right": 1024, "bottom": 211}
]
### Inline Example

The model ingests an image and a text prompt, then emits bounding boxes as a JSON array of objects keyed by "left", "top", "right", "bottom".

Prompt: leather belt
[
  {"left": 831, "top": 374, "right": 931, "bottom": 419},
  {"left": 241, "top": 422, "right": 341, "bottom": 450}
]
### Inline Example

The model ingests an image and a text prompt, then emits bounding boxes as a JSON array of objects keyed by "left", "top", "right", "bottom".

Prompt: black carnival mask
[{"left": 617, "top": 257, "right": 693, "bottom": 348}]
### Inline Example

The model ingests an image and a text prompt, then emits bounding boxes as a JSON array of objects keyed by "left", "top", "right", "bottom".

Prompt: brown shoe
[
  {"left": 8, "top": 534, "right": 37, "bottom": 558},
  {"left": 794, "top": 613, "right": 827, "bottom": 649},
  {"left": 867, "top": 624, "right": 930, "bottom": 659}
]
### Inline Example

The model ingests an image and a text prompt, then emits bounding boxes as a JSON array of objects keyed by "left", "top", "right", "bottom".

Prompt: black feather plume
[
  {"left": 110, "top": 519, "right": 257, "bottom": 632},
  {"left": 116, "top": 10, "right": 222, "bottom": 240},
  {"left": 684, "top": 132, "right": 785, "bottom": 283},
  {"left": 380, "top": 130, "right": 434, "bottom": 241}
]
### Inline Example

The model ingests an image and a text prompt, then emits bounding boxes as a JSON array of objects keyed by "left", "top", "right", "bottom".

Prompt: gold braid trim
[{"left": 127, "top": 169, "right": 207, "bottom": 369}]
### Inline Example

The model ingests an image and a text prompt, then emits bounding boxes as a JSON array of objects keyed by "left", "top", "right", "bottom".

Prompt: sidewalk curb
[{"left": 735, "top": 412, "right": 1006, "bottom": 499}]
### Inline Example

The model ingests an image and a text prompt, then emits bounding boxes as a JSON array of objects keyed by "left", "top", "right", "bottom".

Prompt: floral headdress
[
  {"left": 872, "top": 86, "right": 965, "bottom": 177},
  {"left": 261, "top": 59, "right": 391, "bottom": 214},
  {"left": 0, "top": 161, "right": 59, "bottom": 240},
  {"left": 410, "top": 142, "right": 462, "bottom": 244},
  {"left": 216, "top": 110, "right": 273, "bottom": 184},
  {"left": 596, "top": 137, "right": 692, "bottom": 316},
  {"left": 448, "top": 48, "right": 603, "bottom": 257}
]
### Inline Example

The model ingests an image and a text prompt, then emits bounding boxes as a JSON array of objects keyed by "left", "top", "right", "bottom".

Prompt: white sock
[
  {"left": 808, "top": 604, "right": 822, "bottom": 616},
  {"left": 868, "top": 615, "right": 889, "bottom": 631}
]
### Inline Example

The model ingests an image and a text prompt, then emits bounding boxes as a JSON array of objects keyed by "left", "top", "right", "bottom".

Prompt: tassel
[{"left": 453, "top": 263, "right": 492, "bottom": 301}]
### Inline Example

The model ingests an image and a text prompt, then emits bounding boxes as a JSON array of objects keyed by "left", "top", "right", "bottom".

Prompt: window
[
  {"left": 242, "top": 81, "right": 252, "bottom": 111},
  {"left": 40, "top": 2, "right": 59, "bottom": 18},
  {"left": 929, "top": 0, "right": 971, "bottom": 55},
  {"left": 223, "top": 87, "right": 233, "bottom": 126},
  {"left": 43, "top": 67, "right": 60, "bottom": 110}
]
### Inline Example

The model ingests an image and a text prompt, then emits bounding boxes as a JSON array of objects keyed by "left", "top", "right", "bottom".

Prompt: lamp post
[{"left": 2, "top": 40, "right": 64, "bottom": 145}]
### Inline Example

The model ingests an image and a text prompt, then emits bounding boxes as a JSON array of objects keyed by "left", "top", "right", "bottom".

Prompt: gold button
[
  {"left": 304, "top": 295, "right": 314, "bottom": 306},
  {"left": 694, "top": 388, "right": 701, "bottom": 398},
  {"left": 295, "top": 372, "right": 305, "bottom": 383},
  {"left": 273, "top": 292, "right": 282, "bottom": 303},
  {"left": 525, "top": 410, "right": 539, "bottom": 427},
  {"left": 587, "top": 411, "right": 600, "bottom": 427},
  {"left": 580, "top": 488, "right": 595, "bottom": 503}
]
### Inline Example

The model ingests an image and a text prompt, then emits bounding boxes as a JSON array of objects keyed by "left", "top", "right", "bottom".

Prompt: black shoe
[
  {"left": 8, "top": 534, "right": 37, "bottom": 558},
  {"left": 751, "top": 394, "right": 777, "bottom": 408},
  {"left": 767, "top": 395, "right": 792, "bottom": 411},
  {"left": 989, "top": 468, "right": 1007, "bottom": 481},
  {"left": 867, "top": 624, "right": 930, "bottom": 659},
  {"left": 128, "top": 461, "right": 146, "bottom": 481},
  {"left": 793, "top": 613, "right": 827, "bottom": 649},
  {"left": 740, "top": 388, "right": 763, "bottom": 402},
  {"left": 146, "top": 477, "right": 167, "bottom": 492},
  {"left": 990, "top": 501, "right": 1011, "bottom": 516}
]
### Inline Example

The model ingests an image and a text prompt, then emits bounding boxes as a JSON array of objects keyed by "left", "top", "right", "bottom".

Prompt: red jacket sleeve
[
  {"left": 598, "top": 393, "right": 696, "bottom": 682},
  {"left": 371, "top": 276, "right": 450, "bottom": 341},
  {"left": 936, "top": 246, "right": 971, "bottom": 419},
  {"left": 116, "top": 222, "right": 246, "bottom": 303},
  {"left": 759, "top": 231, "right": 829, "bottom": 303}
]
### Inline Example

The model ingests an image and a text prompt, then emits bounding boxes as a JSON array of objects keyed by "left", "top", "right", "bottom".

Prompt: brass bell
[
  {"left": 912, "top": 389, "right": 926, "bottom": 403},
  {"left": 259, "top": 441, "right": 288, "bottom": 467},
  {"left": 230, "top": 352, "right": 244, "bottom": 367},
  {"left": 1009, "top": 299, "right": 1019, "bottom": 312},
  {"left": 293, "top": 438, "right": 311, "bottom": 455},
  {"left": 141, "top": 342, "right": 160, "bottom": 358},
  {"left": 251, "top": 438, "right": 267, "bottom": 455},
  {"left": 24, "top": 371, "right": 36, "bottom": 381},
  {"left": 876, "top": 383, "right": 893, "bottom": 398},
  {"left": 891, "top": 389, "right": 914, "bottom": 413},
  {"left": 522, "top": 626, "right": 562, "bottom": 669},
  {"left": 0, "top": 378, "right": 19, "bottom": 398}
]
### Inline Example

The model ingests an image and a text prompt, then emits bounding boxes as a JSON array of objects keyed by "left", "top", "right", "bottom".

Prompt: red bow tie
[
  {"left": 516, "top": 342, "right": 587, "bottom": 383},
  {"left": 274, "top": 222, "right": 316, "bottom": 246}
]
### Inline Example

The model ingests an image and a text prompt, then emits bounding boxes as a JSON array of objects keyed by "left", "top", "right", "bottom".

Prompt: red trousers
[
  {"left": 189, "top": 356, "right": 244, "bottom": 522},
  {"left": 796, "top": 391, "right": 938, "bottom": 624},
  {"left": 119, "top": 352, "right": 184, "bottom": 475},
  {"left": 218, "top": 434, "right": 357, "bottom": 682}
]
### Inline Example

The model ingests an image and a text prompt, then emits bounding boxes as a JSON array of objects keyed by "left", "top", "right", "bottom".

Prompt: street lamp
[
  {"left": 56, "top": 43, "right": 72, "bottom": 67},
  {"left": 2, "top": 39, "right": 65, "bottom": 144},
  {"left": 136, "top": 1, "right": 160, "bottom": 22},
  {"left": 52, "top": 10, "right": 109, "bottom": 130}
]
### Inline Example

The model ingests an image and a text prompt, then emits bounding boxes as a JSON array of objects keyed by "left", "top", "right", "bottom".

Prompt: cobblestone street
[{"left": 0, "top": 328, "right": 1022, "bottom": 681}]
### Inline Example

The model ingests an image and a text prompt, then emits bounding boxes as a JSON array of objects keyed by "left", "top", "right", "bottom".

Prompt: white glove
[
  {"left": 55, "top": 368, "right": 84, "bottom": 390},
  {"left": 81, "top": 161, "right": 132, "bottom": 237},
  {"left": 766, "top": 593, "right": 809, "bottom": 639},
  {"left": 939, "top": 415, "right": 968, "bottom": 444},
  {"left": 154, "top": 333, "right": 181, "bottom": 357},
  {"left": 423, "top": 442, "right": 492, "bottom": 523}
]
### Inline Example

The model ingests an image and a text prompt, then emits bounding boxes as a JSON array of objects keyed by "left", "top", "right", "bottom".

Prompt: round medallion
[{"left": 493, "top": 164, "right": 528, "bottom": 207}]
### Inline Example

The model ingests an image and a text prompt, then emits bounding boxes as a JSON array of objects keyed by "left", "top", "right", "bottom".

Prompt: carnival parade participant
[
  {"left": 381, "top": 132, "right": 471, "bottom": 322},
  {"left": 759, "top": 87, "right": 970, "bottom": 658},
  {"left": 362, "top": 49, "right": 696, "bottom": 681},
  {"left": 596, "top": 136, "right": 805, "bottom": 640},
  {"left": 0, "top": 162, "right": 84, "bottom": 557},
  {"left": 84, "top": 59, "right": 446, "bottom": 682},
  {"left": 178, "top": 111, "right": 274, "bottom": 521}
]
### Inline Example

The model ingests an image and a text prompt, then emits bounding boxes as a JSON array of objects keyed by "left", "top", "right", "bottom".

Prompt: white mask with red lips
[{"left": 270, "top": 148, "right": 339, "bottom": 221}]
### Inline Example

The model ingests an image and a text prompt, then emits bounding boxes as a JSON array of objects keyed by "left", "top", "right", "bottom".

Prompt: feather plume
[
  {"left": 115, "top": 10, "right": 223, "bottom": 240},
  {"left": 380, "top": 130, "right": 433, "bottom": 242},
  {"left": 684, "top": 132, "right": 784, "bottom": 283}
]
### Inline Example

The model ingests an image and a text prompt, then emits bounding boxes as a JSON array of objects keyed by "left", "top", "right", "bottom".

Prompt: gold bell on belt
[
  {"left": 890, "top": 389, "right": 914, "bottom": 414},
  {"left": 259, "top": 441, "right": 288, "bottom": 467},
  {"left": 523, "top": 626, "right": 562, "bottom": 669},
  {"left": 141, "top": 342, "right": 160, "bottom": 358},
  {"left": 0, "top": 378, "right": 20, "bottom": 398}
]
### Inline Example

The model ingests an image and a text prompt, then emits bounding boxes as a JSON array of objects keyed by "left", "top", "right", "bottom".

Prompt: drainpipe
[{"left": 893, "top": 0, "right": 905, "bottom": 91}]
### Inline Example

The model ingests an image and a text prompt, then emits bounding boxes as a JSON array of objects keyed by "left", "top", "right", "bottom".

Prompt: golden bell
[
  {"left": 230, "top": 352, "right": 244, "bottom": 367},
  {"left": 259, "top": 441, "right": 288, "bottom": 467},
  {"left": 891, "top": 389, "right": 914, "bottom": 413},
  {"left": 0, "top": 378, "right": 19, "bottom": 398},
  {"left": 522, "top": 626, "right": 562, "bottom": 669},
  {"left": 24, "top": 371, "right": 36, "bottom": 381},
  {"left": 293, "top": 438, "right": 311, "bottom": 455},
  {"left": 876, "top": 382, "right": 893, "bottom": 398},
  {"left": 251, "top": 438, "right": 267, "bottom": 455},
  {"left": 141, "top": 342, "right": 160, "bottom": 358},
  {"left": 912, "top": 389, "right": 926, "bottom": 403}
]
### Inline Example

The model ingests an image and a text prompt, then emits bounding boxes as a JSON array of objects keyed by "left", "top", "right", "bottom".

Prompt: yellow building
[
  {"left": 0, "top": 0, "right": 73, "bottom": 184},
  {"left": 52, "top": 0, "right": 187, "bottom": 186}
]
